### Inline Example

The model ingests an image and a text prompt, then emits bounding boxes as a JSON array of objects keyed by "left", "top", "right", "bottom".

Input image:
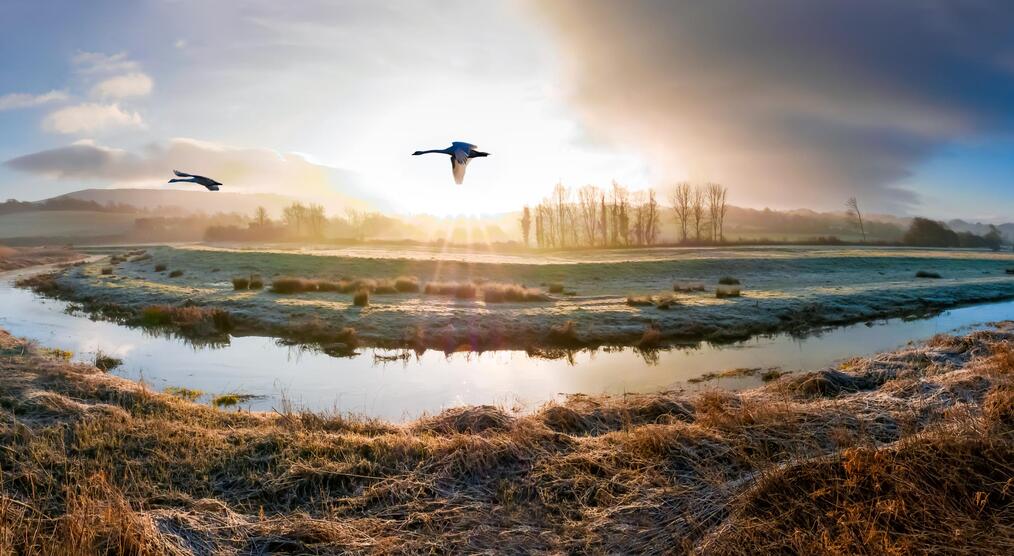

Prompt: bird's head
[{"left": 412, "top": 150, "right": 423, "bottom": 156}]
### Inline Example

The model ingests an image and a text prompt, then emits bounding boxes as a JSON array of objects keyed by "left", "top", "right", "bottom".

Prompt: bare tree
[
  {"left": 706, "top": 183, "right": 728, "bottom": 243},
  {"left": 846, "top": 197, "right": 866, "bottom": 242},
  {"left": 552, "top": 182, "right": 570, "bottom": 248},
  {"left": 669, "top": 182, "right": 692, "bottom": 242},
  {"left": 610, "top": 181, "right": 629, "bottom": 246},
  {"left": 254, "top": 206, "right": 269, "bottom": 227},
  {"left": 645, "top": 189, "right": 660, "bottom": 245},
  {"left": 282, "top": 202, "right": 307, "bottom": 235},
  {"left": 306, "top": 204, "right": 327, "bottom": 238},
  {"left": 520, "top": 206, "right": 532, "bottom": 247},
  {"left": 577, "top": 185, "right": 601, "bottom": 246},
  {"left": 345, "top": 208, "right": 366, "bottom": 240},
  {"left": 599, "top": 193, "right": 608, "bottom": 247},
  {"left": 691, "top": 185, "right": 705, "bottom": 241}
]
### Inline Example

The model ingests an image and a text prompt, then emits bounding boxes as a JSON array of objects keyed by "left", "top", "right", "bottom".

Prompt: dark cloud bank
[{"left": 531, "top": 0, "right": 1014, "bottom": 211}]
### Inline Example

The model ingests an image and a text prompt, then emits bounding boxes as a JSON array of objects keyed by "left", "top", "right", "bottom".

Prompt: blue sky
[{"left": 1, "top": 0, "right": 1013, "bottom": 221}]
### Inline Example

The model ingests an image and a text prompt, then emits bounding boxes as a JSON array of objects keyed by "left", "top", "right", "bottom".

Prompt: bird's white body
[{"left": 412, "top": 141, "right": 489, "bottom": 184}]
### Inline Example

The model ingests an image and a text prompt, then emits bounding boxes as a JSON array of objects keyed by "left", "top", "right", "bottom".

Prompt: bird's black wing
[{"left": 173, "top": 170, "right": 196, "bottom": 178}]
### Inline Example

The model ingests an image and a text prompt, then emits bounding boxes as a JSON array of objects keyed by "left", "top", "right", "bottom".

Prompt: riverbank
[
  {"left": 21, "top": 245, "right": 1014, "bottom": 352},
  {"left": 0, "top": 324, "right": 1010, "bottom": 553},
  {"left": 0, "top": 245, "right": 79, "bottom": 272}
]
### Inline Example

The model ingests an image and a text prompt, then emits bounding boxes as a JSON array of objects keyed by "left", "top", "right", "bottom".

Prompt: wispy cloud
[
  {"left": 91, "top": 73, "right": 153, "bottom": 99},
  {"left": 0, "top": 90, "right": 68, "bottom": 111},
  {"left": 3, "top": 138, "right": 364, "bottom": 205},
  {"left": 71, "top": 51, "right": 140, "bottom": 75},
  {"left": 41, "top": 103, "right": 144, "bottom": 134}
]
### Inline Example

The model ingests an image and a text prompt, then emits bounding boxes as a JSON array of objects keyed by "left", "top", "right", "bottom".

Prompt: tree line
[{"left": 520, "top": 181, "right": 728, "bottom": 248}]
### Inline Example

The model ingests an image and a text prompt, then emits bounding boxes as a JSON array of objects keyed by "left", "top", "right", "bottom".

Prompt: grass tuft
[
  {"left": 916, "top": 270, "right": 942, "bottom": 279},
  {"left": 626, "top": 295, "right": 654, "bottom": 307},
  {"left": 352, "top": 288, "right": 369, "bottom": 307},
  {"left": 164, "top": 386, "right": 203, "bottom": 401},
  {"left": 718, "top": 276, "right": 741, "bottom": 285},
  {"left": 154, "top": 263, "right": 166, "bottom": 272},
  {"left": 716, "top": 284, "right": 742, "bottom": 298},
  {"left": 93, "top": 350, "right": 123, "bottom": 371},
  {"left": 168, "top": 269, "right": 184, "bottom": 278}
]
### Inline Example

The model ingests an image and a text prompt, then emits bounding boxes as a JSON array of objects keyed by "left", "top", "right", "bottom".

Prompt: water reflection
[{"left": 1, "top": 277, "right": 1011, "bottom": 421}]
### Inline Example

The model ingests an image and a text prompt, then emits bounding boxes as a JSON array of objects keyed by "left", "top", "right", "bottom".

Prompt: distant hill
[{"left": 54, "top": 188, "right": 299, "bottom": 218}]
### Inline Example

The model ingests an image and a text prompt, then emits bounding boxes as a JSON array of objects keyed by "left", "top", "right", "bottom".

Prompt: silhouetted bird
[
  {"left": 412, "top": 142, "right": 489, "bottom": 184},
  {"left": 168, "top": 170, "right": 222, "bottom": 191}
]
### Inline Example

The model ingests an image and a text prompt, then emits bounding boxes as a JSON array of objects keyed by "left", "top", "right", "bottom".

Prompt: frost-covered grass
[
  {"left": 0, "top": 324, "right": 1010, "bottom": 553},
  {"left": 23, "top": 244, "right": 1014, "bottom": 350}
]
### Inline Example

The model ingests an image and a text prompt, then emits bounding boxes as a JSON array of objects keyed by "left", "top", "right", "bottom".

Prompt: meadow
[{"left": 28, "top": 244, "right": 1014, "bottom": 352}]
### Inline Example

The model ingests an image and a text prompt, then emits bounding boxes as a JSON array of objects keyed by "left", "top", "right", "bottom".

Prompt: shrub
[
  {"left": 316, "top": 279, "right": 342, "bottom": 292},
  {"left": 655, "top": 296, "right": 676, "bottom": 310},
  {"left": 637, "top": 326, "right": 663, "bottom": 349},
  {"left": 353, "top": 288, "right": 370, "bottom": 307},
  {"left": 916, "top": 270, "right": 942, "bottom": 279},
  {"left": 164, "top": 386, "right": 203, "bottom": 402},
  {"left": 425, "top": 281, "right": 477, "bottom": 299},
  {"left": 248, "top": 275, "right": 264, "bottom": 289},
  {"left": 395, "top": 276, "right": 420, "bottom": 293},
  {"left": 548, "top": 320, "right": 580, "bottom": 345},
  {"left": 627, "top": 295, "right": 654, "bottom": 307},
  {"left": 761, "top": 369, "right": 789, "bottom": 382},
  {"left": 271, "top": 276, "right": 315, "bottom": 294},
  {"left": 673, "top": 281, "right": 705, "bottom": 292},
  {"left": 373, "top": 280, "right": 398, "bottom": 294},
  {"left": 716, "top": 285, "right": 742, "bottom": 298},
  {"left": 138, "top": 305, "right": 233, "bottom": 334},
  {"left": 718, "top": 276, "right": 741, "bottom": 285},
  {"left": 154, "top": 264, "right": 167, "bottom": 272},
  {"left": 211, "top": 393, "right": 255, "bottom": 408},
  {"left": 93, "top": 350, "right": 123, "bottom": 371},
  {"left": 169, "top": 270, "right": 183, "bottom": 278},
  {"left": 232, "top": 276, "right": 250, "bottom": 290},
  {"left": 548, "top": 282, "right": 564, "bottom": 293},
  {"left": 1006, "top": 268, "right": 1014, "bottom": 275},
  {"left": 100, "top": 267, "right": 113, "bottom": 275},
  {"left": 482, "top": 283, "right": 549, "bottom": 303}
]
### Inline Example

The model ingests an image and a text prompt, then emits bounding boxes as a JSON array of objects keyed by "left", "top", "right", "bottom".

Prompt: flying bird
[
  {"left": 412, "top": 142, "right": 489, "bottom": 184},
  {"left": 168, "top": 170, "right": 222, "bottom": 191}
]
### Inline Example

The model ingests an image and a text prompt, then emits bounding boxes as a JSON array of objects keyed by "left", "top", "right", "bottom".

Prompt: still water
[{"left": 2, "top": 273, "right": 1011, "bottom": 421}]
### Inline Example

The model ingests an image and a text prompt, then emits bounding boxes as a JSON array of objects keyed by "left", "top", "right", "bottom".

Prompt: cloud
[
  {"left": 41, "top": 103, "right": 144, "bottom": 134},
  {"left": 528, "top": 1, "right": 1014, "bottom": 211},
  {"left": 90, "top": 73, "right": 153, "bottom": 99},
  {"left": 3, "top": 138, "right": 368, "bottom": 206},
  {"left": 0, "top": 90, "right": 68, "bottom": 111},
  {"left": 71, "top": 51, "right": 140, "bottom": 74}
]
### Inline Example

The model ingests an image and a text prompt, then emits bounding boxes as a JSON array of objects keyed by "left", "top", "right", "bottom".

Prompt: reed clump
[{"left": 93, "top": 350, "right": 123, "bottom": 371}]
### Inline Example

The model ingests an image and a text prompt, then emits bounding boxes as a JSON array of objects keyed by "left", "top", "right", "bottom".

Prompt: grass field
[{"left": 32, "top": 244, "right": 1014, "bottom": 351}]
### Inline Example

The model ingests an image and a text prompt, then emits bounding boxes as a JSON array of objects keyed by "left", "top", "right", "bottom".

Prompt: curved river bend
[{"left": 1, "top": 273, "right": 1011, "bottom": 421}]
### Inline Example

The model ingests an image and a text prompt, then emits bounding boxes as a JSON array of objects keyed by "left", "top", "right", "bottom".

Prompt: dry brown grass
[
  {"left": 0, "top": 326, "right": 1010, "bottom": 554},
  {"left": 481, "top": 282, "right": 549, "bottom": 303},
  {"left": 0, "top": 246, "right": 79, "bottom": 272}
]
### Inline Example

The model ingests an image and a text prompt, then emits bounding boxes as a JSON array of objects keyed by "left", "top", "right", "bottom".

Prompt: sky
[{"left": 1, "top": 0, "right": 1013, "bottom": 221}]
